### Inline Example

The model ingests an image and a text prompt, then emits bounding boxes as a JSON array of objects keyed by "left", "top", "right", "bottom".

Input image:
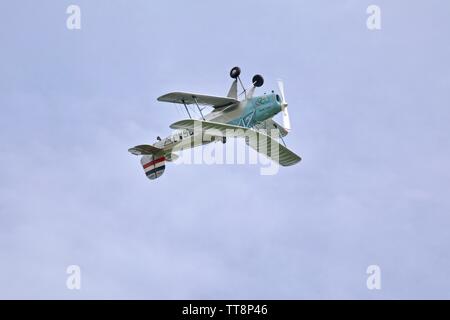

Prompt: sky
[{"left": 1, "top": 0, "right": 450, "bottom": 299}]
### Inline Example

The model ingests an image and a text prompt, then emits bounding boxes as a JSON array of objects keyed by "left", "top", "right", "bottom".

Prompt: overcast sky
[{"left": 1, "top": 0, "right": 450, "bottom": 299}]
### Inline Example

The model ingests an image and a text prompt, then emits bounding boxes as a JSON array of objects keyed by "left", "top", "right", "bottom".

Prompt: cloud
[{"left": 1, "top": 0, "right": 450, "bottom": 299}]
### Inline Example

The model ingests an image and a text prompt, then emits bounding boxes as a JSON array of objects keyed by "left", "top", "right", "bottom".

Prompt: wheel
[
  {"left": 230, "top": 66, "right": 241, "bottom": 79},
  {"left": 222, "top": 137, "right": 227, "bottom": 144},
  {"left": 252, "top": 74, "right": 264, "bottom": 87}
]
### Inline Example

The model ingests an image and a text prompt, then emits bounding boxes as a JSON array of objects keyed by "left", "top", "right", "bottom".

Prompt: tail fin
[{"left": 141, "top": 155, "right": 166, "bottom": 180}]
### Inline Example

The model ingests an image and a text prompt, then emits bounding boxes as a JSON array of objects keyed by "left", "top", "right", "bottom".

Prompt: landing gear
[
  {"left": 252, "top": 74, "right": 264, "bottom": 87},
  {"left": 222, "top": 137, "right": 227, "bottom": 144},
  {"left": 230, "top": 66, "right": 241, "bottom": 79}
]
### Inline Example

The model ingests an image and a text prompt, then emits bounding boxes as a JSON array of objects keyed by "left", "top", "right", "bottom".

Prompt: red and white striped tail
[{"left": 140, "top": 155, "right": 166, "bottom": 180}]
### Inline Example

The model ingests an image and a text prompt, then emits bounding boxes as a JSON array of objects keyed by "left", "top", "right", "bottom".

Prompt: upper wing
[
  {"left": 170, "top": 119, "right": 301, "bottom": 166},
  {"left": 158, "top": 92, "right": 239, "bottom": 109}
]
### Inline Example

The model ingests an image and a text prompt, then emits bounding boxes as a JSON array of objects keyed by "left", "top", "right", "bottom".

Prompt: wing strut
[
  {"left": 279, "top": 132, "right": 287, "bottom": 147},
  {"left": 193, "top": 96, "right": 205, "bottom": 120},
  {"left": 181, "top": 99, "right": 192, "bottom": 119}
]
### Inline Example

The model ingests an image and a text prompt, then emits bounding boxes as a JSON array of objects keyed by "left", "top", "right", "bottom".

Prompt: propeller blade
[
  {"left": 277, "top": 79, "right": 286, "bottom": 104},
  {"left": 282, "top": 107, "right": 291, "bottom": 131},
  {"left": 277, "top": 79, "right": 291, "bottom": 131}
]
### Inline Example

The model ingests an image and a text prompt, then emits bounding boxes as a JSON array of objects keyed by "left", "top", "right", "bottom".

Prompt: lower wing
[{"left": 170, "top": 119, "right": 301, "bottom": 166}]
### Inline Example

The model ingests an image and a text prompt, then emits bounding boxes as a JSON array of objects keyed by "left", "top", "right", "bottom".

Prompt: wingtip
[
  {"left": 128, "top": 148, "right": 141, "bottom": 156},
  {"left": 169, "top": 119, "right": 196, "bottom": 129}
]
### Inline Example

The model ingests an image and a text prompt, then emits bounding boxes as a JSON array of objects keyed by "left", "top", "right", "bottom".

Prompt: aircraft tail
[
  {"left": 128, "top": 144, "right": 180, "bottom": 181},
  {"left": 141, "top": 155, "right": 166, "bottom": 180}
]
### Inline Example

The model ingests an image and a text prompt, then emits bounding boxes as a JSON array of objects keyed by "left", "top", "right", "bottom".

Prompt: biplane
[{"left": 129, "top": 67, "right": 301, "bottom": 180}]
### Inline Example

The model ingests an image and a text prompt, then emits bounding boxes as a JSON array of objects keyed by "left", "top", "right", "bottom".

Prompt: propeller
[{"left": 277, "top": 79, "right": 291, "bottom": 131}]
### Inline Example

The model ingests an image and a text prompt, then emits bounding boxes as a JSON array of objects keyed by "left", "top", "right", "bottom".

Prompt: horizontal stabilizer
[{"left": 128, "top": 144, "right": 163, "bottom": 156}]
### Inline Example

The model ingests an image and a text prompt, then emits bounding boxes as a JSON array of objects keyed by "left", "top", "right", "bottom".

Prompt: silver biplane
[{"left": 129, "top": 67, "right": 301, "bottom": 180}]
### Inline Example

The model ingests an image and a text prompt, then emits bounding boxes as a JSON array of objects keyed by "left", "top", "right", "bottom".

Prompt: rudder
[{"left": 141, "top": 155, "right": 166, "bottom": 180}]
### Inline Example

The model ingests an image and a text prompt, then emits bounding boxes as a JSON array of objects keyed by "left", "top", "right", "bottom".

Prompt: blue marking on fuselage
[{"left": 227, "top": 94, "right": 282, "bottom": 128}]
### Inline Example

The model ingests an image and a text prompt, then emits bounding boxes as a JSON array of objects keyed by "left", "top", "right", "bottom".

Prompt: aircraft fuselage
[{"left": 153, "top": 93, "right": 282, "bottom": 151}]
